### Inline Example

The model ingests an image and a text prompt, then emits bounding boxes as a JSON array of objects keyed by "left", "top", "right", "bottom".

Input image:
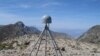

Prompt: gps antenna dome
[{"left": 42, "top": 15, "right": 52, "bottom": 24}]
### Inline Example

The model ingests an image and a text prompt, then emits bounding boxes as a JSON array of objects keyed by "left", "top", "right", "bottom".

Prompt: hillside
[
  {"left": 0, "top": 21, "right": 40, "bottom": 41},
  {"left": 0, "top": 22, "right": 100, "bottom": 56},
  {"left": 78, "top": 25, "right": 100, "bottom": 44},
  {"left": 0, "top": 35, "right": 100, "bottom": 56}
]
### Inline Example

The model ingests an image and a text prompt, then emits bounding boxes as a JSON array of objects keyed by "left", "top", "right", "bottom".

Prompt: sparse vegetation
[
  {"left": 0, "top": 22, "right": 100, "bottom": 56},
  {"left": 0, "top": 43, "right": 14, "bottom": 50},
  {"left": 78, "top": 25, "right": 100, "bottom": 44}
]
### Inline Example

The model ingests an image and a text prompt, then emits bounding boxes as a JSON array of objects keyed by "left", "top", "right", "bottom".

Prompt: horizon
[
  {"left": 0, "top": 0, "right": 100, "bottom": 37},
  {"left": 0, "top": 21, "right": 92, "bottom": 38}
]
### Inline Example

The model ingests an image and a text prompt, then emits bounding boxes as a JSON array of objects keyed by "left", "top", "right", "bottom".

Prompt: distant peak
[
  {"left": 91, "top": 25, "right": 100, "bottom": 28},
  {"left": 15, "top": 21, "right": 25, "bottom": 27}
]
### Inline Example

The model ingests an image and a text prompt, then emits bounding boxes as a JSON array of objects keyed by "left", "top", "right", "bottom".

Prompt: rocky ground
[{"left": 0, "top": 35, "right": 100, "bottom": 56}]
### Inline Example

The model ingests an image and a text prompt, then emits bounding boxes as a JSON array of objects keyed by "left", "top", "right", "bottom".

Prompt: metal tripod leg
[
  {"left": 45, "top": 29, "right": 47, "bottom": 56},
  {"left": 48, "top": 29, "right": 63, "bottom": 56},
  {"left": 29, "top": 24, "right": 63, "bottom": 56},
  {"left": 47, "top": 29, "right": 58, "bottom": 56},
  {"left": 29, "top": 27, "right": 45, "bottom": 56},
  {"left": 35, "top": 34, "right": 43, "bottom": 56}
]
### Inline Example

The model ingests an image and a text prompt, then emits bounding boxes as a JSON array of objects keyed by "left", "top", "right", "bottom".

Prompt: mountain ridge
[
  {"left": 0, "top": 21, "right": 71, "bottom": 42},
  {"left": 0, "top": 21, "right": 40, "bottom": 41},
  {"left": 77, "top": 25, "right": 100, "bottom": 44}
]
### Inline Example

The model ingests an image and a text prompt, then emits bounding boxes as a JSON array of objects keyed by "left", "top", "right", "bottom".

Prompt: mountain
[
  {"left": 0, "top": 21, "right": 40, "bottom": 41},
  {"left": 0, "top": 22, "right": 100, "bottom": 56},
  {"left": 78, "top": 25, "right": 100, "bottom": 44},
  {"left": 0, "top": 21, "right": 71, "bottom": 42}
]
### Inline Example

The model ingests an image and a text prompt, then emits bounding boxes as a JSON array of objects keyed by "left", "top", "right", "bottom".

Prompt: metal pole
[
  {"left": 46, "top": 26, "right": 58, "bottom": 56},
  {"left": 35, "top": 35, "right": 43, "bottom": 56},
  {"left": 35, "top": 25, "right": 47, "bottom": 56},
  {"left": 29, "top": 27, "right": 45, "bottom": 56},
  {"left": 29, "top": 16, "right": 63, "bottom": 56},
  {"left": 48, "top": 28, "right": 63, "bottom": 56},
  {"left": 45, "top": 25, "right": 48, "bottom": 56}
]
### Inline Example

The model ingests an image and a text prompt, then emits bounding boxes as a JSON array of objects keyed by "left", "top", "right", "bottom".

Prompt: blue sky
[{"left": 0, "top": 0, "right": 100, "bottom": 37}]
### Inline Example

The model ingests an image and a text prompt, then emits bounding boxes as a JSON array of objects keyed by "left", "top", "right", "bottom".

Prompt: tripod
[{"left": 29, "top": 23, "right": 63, "bottom": 56}]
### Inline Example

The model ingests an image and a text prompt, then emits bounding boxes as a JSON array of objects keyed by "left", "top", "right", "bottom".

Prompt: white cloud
[
  {"left": 0, "top": 12, "right": 24, "bottom": 24},
  {"left": 0, "top": 3, "right": 32, "bottom": 9},
  {"left": 0, "top": 13, "right": 18, "bottom": 19},
  {"left": 0, "top": 12, "right": 42, "bottom": 26},
  {"left": 0, "top": 11, "right": 27, "bottom": 20},
  {"left": 41, "top": 2, "right": 61, "bottom": 8},
  {"left": 18, "top": 4, "right": 32, "bottom": 8}
]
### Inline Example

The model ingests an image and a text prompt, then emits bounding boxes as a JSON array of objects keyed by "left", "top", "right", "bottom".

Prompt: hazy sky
[{"left": 0, "top": 0, "right": 100, "bottom": 36}]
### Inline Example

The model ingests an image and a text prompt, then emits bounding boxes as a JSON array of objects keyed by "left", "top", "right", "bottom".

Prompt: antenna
[
  {"left": 43, "top": 15, "right": 52, "bottom": 24},
  {"left": 29, "top": 15, "right": 63, "bottom": 56}
]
